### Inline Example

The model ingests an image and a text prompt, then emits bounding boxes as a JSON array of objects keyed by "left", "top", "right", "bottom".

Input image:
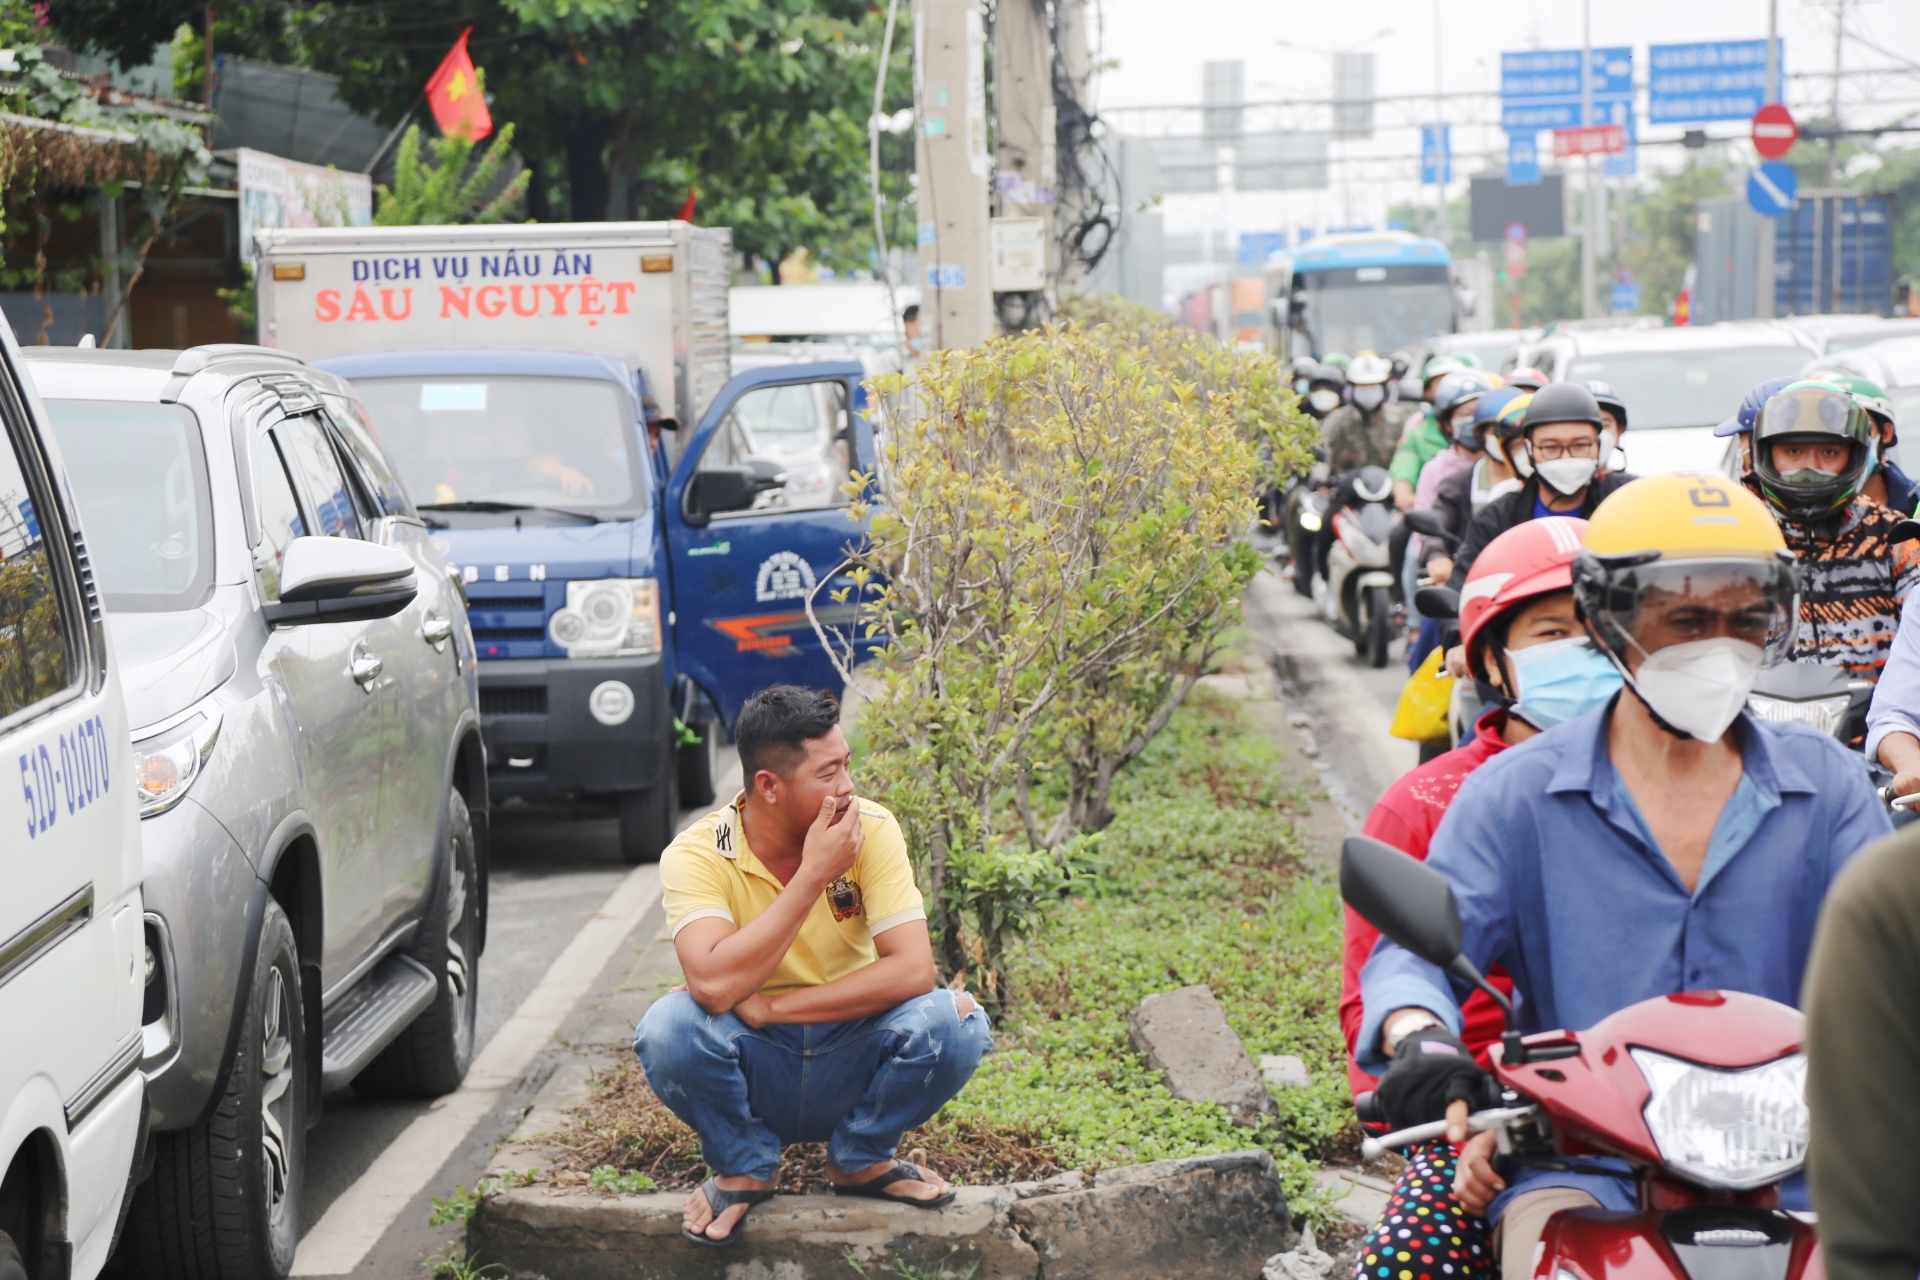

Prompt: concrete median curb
[{"left": 466, "top": 1058, "right": 1293, "bottom": 1279}]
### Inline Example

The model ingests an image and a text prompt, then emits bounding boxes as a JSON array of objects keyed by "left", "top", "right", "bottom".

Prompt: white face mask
[
  {"left": 1632, "top": 637, "right": 1765, "bottom": 742},
  {"left": 1599, "top": 427, "right": 1619, "bottom": 458},
  {"left": 1308, "top": 388, "right": 1342, "bottom": 415},
  {"left": 1535, "top": 456, "right": 1597, "bottom": 496},
  {"left": 1352, "top": 383, "right": 1386, "bottom": 412}
]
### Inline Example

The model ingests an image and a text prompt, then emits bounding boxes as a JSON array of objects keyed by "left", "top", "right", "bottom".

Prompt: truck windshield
[
  {"left": 351, "top": 376, "right": 643, "bottom": 513},
  {"left": 1565, "top": 347, "right": 1809, "bottom": 430},
  {"left": 42, "top": 400, "right": 213, "bottom": 611},
  {"left": 1303, "top": 264, "right": 1454, "bottom": 357}
]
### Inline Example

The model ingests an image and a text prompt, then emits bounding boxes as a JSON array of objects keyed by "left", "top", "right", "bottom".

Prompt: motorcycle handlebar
[{"left": 1359, "top": 1106, "right": 1539, "bottom": 1161}]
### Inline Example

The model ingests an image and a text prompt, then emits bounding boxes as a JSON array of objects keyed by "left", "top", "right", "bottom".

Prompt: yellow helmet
[
  {"left": 1573, "top": 474, "right": 1802, "bottom": 721},
  {"left": 1581, "top": 472, "right": 1787, "bottom": 560}
]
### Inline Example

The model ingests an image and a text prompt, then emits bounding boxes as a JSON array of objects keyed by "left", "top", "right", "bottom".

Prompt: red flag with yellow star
[{"left": 425, "top": 28, "right": 492, "bottom": 140}]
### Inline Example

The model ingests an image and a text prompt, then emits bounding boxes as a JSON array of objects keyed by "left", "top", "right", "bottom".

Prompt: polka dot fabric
[{"left": 1353, "top": 1139, "right": 1491, "bottom": 1280}]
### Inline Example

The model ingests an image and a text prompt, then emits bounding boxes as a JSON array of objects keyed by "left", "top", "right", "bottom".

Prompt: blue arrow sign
[
  {"left": 1649, "top": 40, "right": 1784, "bottom": 123},
  {"left": 1501, "top": 47, "right": 1633, "bottom": 132},
  {"left": 1506, "top": 133, "right": 1541, "bottom": 185},
  {"left": 1420, "top": 124, "right": 1452, "bottom": 185},
  {"left": 1747, "top": 161, "right": 1798, "bottom": 217}
]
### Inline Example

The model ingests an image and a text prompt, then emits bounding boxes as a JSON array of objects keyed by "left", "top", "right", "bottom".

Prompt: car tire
[
  {"left": 618, "top": 755, "right": 678, "bottom": 866},
  {"left": 0, "top": 1233, "right": 26, "bottom": 1280},
  {"left": 123, "top": 898, "right": 306, "bottom": 1280},
  {"left": 678, "top": 720, "right": 718, "bottom": 809},
  {"left": 355, "top": 789, "right": 480, "bottom": 1099}
]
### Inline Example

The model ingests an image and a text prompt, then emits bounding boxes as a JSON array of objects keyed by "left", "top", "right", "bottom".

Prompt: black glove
[{"left": 1376, "top": 1027, "right": 1490, "bottom": 1130}]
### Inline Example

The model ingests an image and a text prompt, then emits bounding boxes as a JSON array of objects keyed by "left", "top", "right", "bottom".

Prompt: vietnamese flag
[{"left": 425, "top": 28, "right": 493, "bottom": 140}]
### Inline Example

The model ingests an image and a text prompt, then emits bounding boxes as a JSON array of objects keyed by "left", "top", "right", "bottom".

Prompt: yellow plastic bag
[{"left": 1390, "top": 646, "right": 1454, "bottom": 743}]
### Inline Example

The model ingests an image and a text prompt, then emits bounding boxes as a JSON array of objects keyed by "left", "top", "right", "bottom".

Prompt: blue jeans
[{"left": 633, "top": 989, "right": 991, "bottom": 1182}]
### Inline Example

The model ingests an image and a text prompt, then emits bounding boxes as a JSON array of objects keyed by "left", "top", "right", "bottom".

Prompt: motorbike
[
  {"left": 1322, "top": 465, "right": 1401, "bottom": 668},
  {"left": 1743, "top": 661, "right": 1915, "bottom": 828},
  {"left": 1284, "top": 463, "right": 1333, "bottom": 599},
  {"left": 1341, "top": 834, "right": 1819, "bottom": 1280}
]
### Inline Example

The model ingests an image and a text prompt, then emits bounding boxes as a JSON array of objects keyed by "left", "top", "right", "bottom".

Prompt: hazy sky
[{"left": 1088, "top": 0, "right": 1920, "bottom": 243}]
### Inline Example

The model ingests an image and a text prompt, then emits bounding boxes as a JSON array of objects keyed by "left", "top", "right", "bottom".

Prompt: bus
[{"left": 1265, "top": 231, "right": 1456, "bottom": 362}]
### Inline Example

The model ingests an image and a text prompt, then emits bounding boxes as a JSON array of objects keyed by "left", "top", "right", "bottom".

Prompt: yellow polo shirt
[{"left": 660, "top": 794, "right": 927, "bottom": 997}]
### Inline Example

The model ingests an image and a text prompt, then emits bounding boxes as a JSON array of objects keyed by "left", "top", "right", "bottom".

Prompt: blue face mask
[{"left": 1506, "top": 637, "right": 1623, "bottom": 729}]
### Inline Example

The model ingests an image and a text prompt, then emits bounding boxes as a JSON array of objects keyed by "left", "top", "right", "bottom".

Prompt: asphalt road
[{"left": 294, "top": 755, "right": 735, "bottom": 1278}]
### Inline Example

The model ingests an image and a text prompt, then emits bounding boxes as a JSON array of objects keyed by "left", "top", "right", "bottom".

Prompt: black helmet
[
  {"left": 1297, "top": 362, "right": 1347, "bottom": 419},
  {"left": 1751, "top": 379, "right": 1874, "bottom": 524},
  {"left": 1432, "top": 371, "right": 1498, "bottom": 438},
  {"left": 1521, "top": 382, "right": 1606, "bottom": 434},
  {"left": 1581, "top": 380, "right": 1627, "bottom": 430}
]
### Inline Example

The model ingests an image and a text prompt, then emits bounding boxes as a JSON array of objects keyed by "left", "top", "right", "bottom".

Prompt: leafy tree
[{"left": 373, "top": 123, "right": 530, "bottom": 225}]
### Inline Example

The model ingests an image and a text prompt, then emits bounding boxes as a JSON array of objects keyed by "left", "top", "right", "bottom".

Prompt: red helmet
[
  {"left": 1458, "top": 516, "right": 1588, "bottom": 680},
  {"left": 1505, "top": 365, "right": 1551, "bottom": 392}
]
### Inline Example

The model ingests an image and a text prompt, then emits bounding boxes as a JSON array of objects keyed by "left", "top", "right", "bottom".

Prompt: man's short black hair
[
  {"left": 901, "top": 303, "right": 920, "bottom": 323},
  {"left": 736, "top": 685, "right": 842, "bottom": 779}
]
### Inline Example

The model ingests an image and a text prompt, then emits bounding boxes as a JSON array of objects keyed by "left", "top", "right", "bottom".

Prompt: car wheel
[
  {"left": 123, "top": 898, "right": 306, "bottom": 1279},
  {"left": 618, "top": 758, "right": 678, "bottom": 866},
  {"left": 678, "top": 720, "right": 718, "bottom": 809},
  {"left": 355, "top": 789, "right": 480, "bottom": 1099}
]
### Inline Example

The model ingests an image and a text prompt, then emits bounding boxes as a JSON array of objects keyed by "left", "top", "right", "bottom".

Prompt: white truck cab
[{"left": 0, "top": 317, "right": 146, "bottom": 1280}]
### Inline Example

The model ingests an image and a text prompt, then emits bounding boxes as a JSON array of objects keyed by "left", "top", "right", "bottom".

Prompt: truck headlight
[
  {"left": 1632, "top": 1048, "right": 1807, "bottom": 1190},
  {"left": 548, "top": 578, "right": 662, "bottom": 658},
  {"left": 132, "top": 708, "right": 222, "bottom": 818}
]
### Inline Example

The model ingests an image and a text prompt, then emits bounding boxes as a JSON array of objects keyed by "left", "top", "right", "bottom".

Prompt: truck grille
[
  {"left": 481, "top": 687, "right": 548, "bottom": 716},
  {"left": 465, "top": 582, "right": 560, "bottom": 659}
]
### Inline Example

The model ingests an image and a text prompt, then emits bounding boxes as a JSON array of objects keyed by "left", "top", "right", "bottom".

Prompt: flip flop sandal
[
  {"left": 682, "top": 1177, "right": 776, "bottom": 1247},
  {"left": 830, "top": 1161, "right": 957, "bottom": 1209}
]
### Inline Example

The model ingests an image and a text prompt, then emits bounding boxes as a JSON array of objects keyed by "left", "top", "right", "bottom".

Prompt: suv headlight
[
  {"left": 547, "top": 578, "right": 662, "bottom": 658},
  {"left": 132, "top": 708, "right": 223, "bottom": 818},
  {"left": 1632, "top": 1048, "right": 1808, "bottom": 1190},
  {"left": 1745, "top": 693, "right": 1851, "bottom": 738}
]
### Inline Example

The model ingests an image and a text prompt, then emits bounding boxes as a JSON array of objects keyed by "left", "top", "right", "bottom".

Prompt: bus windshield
[{"left": 1301, "top": 264, "right": 1454, "bottom": 357}]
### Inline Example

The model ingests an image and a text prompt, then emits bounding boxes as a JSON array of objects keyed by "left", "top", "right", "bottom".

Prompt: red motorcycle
[{"left": 1342, "top": 835, "right": 1819, "bottom": 1280}]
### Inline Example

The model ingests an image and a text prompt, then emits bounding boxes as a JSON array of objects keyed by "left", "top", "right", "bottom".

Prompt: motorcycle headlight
[
  {"left": 1745, "top": 693, "right": 1851, "bottom": 738},
  {"left": 1300, "top": 510, "right": 1323, "bottom": 532},
  {"left": 548, "top": 578, "right": 661, "bottom": 658},
  {"left": 1632, "top": 1048, "right": 1808, "bottom": 1190},
  {"left": 132, "top": 709, "right": 222, "bottom": 818}
]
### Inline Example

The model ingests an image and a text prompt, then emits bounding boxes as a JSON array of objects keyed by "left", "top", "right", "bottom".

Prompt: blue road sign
[
  {"left": 1649, "top": 40, "right": 1784, "bottom": 123},
  {"left": 1238, "top": 232, "right": 1286, "bottom": 265},
  {"left": 1506, "top": 133, "right": 1541, "bottom": 185},
  {"left": 1748, "top": 161, "right": 1798, "bottom": 217},
  {"left": 1420, "top": 125, "right": 1452, "bottom": 185},
  {"left": 1611, "top": 281, "right": 1642, "bottom": 314},
  {"left": 1602, "top": 101, "right": 1637, "bottom": 178},
  {"left": 1501, "top": 47, "right": 1633, "bottom": 132}
]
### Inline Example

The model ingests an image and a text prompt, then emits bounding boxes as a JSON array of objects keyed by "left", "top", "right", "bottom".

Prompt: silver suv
[{"left": 22, "top": 344, "right": 487, "bottom": 1279}]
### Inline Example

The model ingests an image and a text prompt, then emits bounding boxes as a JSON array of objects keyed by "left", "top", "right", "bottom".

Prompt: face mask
[
  {"left": 1352, "top": 384, "right": 1385, "bottom": 412},
  {"left": 1535, "top": 456, "right": 1597, "bottom": 496},
  {"left": 1506, "top": 637, "right": 1623, "bottom": 729},
  {"left": 1308, "top": 388, "right": 1342, "bottom": 415},
  {"left": 1599, "top": 427, "right": 1620, "bottom": 464},
  {"left": 1632, "top": 637, "right": 1765, "bottom": 742},
  {"left": 908, "top": 337, "right": 927, "bottom": 353}
]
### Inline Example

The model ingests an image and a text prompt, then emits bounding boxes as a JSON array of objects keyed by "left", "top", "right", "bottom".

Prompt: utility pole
[
  {"left": 1432, "top": 0, "right": 1446, "bottom": 242},
  {"left": 1757, "top": 0, "right": 1779, "bottom": 319},
  {"left": 1580, "top": 0, "right": 1598, "bottom": 318},
  {"left": 914, "top": 0, "right": 994, "bottom": 349},
  {"left": 993, "top": 0, "right": 1056, "bottom": 316},
  {"left": 1053, "top": 0, "right": 1091, "bottom": 294},
  {"left": 1827, "top": 0, "right": 1844, "bottom": 185}
]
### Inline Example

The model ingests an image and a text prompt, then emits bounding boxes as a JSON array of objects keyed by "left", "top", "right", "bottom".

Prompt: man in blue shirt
[{"left": 1360, "top": 473, "right": 1891, "bottom": 1280}]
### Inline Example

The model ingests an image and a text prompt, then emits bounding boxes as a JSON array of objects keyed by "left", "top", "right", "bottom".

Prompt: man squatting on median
[{"left": 635, "top": 685, "right": 992, "bottom": 1247}]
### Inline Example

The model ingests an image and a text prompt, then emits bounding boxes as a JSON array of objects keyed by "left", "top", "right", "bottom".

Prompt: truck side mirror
[{"left": 683, "top": 462, "right": 787, "bottom": 527}]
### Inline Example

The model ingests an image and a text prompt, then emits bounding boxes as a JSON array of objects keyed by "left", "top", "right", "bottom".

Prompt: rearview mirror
[
  {"left": 1341, "top": 835, "right": 1465, "bottom": 972},
  {"left": 1402, "top": 509, "right": 1450, "bottom": 540},
  {"left": 1414, "top": 585, "right": 1459, "bottom": 620},
  {"left": 684, "top": 462, "right": 787, "bottom": 527},
  {"left": 263, "top": 536, "right": 417, "bottom": 626}
]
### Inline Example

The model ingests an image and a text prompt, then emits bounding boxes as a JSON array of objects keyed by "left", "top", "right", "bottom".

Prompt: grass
[{"left": 543, "top": 684, "right": 1353, "bottom": 1222}]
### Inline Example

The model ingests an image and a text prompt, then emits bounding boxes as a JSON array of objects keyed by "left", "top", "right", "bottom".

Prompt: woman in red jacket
[{"left": 1342, "top": 516, "right": 1622, "bottom": 1280}]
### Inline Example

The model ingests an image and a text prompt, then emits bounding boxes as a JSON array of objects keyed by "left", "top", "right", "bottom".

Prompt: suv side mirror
[
  {"left": 684, "top": 460, "right": 787, "bottom": 528},
  {"left": 264, "top": 536, "right": 417, "bottom": 626}
]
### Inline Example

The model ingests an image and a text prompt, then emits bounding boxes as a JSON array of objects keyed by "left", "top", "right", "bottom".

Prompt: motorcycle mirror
[
  {"left": 1341, "top": 835, "right": 1467, "bottom": 970},
  {"left": 1402, "top": 509, "right": 1449, "bottom": 539},
  {"left": 1413, "top": 585, "right": 1459, "bottom": 621}
]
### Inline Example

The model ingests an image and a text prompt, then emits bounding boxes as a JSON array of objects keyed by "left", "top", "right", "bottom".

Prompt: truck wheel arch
[{"left": 0, "top": 1127, "right": 65, "bottom": 1276}]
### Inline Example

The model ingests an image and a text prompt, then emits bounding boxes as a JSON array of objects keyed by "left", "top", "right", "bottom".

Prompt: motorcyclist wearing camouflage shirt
[{"left": 1322, "top": 351, "right": 1418, "bottom": 473}]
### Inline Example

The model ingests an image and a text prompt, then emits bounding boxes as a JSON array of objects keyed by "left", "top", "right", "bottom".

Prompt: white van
[{"left": 0, "top": 318, "right": 146, "bottom": 1279}]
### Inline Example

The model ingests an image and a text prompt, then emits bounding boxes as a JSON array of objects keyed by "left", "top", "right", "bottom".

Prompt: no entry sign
[{"left": 1752, "top": 103, "right": 1798, "bottom": 160}]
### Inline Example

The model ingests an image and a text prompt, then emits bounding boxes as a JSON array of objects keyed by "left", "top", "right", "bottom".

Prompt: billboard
[
  {"left": 1470, "top": 175, "right": 1565, "bottom": 243},
  {"left": 237, "top": 148, "right": 373, "bottom": 258}
]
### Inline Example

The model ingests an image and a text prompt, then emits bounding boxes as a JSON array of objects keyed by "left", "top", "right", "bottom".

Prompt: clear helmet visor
[{"left": 1577, "top": 556, "right": 1800, "bottom": 668}]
